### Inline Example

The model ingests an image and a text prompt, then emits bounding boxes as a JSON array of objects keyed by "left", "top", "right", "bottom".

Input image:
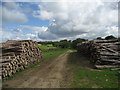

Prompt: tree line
[{"left": 38, "top": 35, "right": 118, "bottom": 49}]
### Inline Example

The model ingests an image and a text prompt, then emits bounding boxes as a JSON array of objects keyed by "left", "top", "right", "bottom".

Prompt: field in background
[
  {"left": 38, "top": 44, "right": 57, "bottom": 51},
  {"left": 39, "top": 44, "right": 68, "bottom": 60}
]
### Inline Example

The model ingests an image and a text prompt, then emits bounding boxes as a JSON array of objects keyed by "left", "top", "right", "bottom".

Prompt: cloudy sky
[{"left": 0, "top": 0, "right": 118, "bottom": 42}]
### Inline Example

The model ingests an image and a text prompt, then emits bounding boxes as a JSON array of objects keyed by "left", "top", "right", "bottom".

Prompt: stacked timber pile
[
  {"left": 77, "top": 39, "right": 120, "bottom": 67},
  {"left": 0, "top": 40, "right": 42, "bottom": 78}
]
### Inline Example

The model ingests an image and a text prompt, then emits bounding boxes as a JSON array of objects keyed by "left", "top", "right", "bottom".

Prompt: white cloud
[
  {"left": 33, "top": 1, "right": 118, "bottom": 40},
  {"left": 105, "top": 26, "right": 118, "bottom": 37},
  {"left": 33, "top": 10, "right": 53, "bottom": 20},
  {"left": 26, "top": 33, "right": 37, "bottom": 37},
  {"left": 19, "top": 25, "right": 49, "bottom": 41},
  {"left": 0, "top": 24, "right": 49, "bottom": 42},
  {"left": 1, "top": 1, "right": 118, "bottom": 42},
  {"left": 20, "top": 25, "right": 48, "bottom": 33},
  {"left": 25, "top": 33, "right": 37, "bottom": 40},
  {"left": 13, "top": 28, "right": 22, "bottom": 32},
  {"left": 4, "top": 2, "right": 19, "bottom": 9},
  {"left": 0, "top": 26, "right": 15, "bottom": 42},
  {"left": 1, "top": 2, "right": 28, "bottom": 23}
]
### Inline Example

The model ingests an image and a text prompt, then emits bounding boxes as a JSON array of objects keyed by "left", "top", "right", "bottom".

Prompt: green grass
[
  {"left": 71, "top": 67, "right": 118, "bottom": 88},
  {"left": 43, "top": 48, "right": 68, "bottom": 60},
  {"left": 67, "top": 50, "right": 119, "bottom": 88},
  {"left": 39, "top": 44, "right": 68, "bottom": 60},
  {"left": 38, "top": 45, "right": 57, "bottom": 51}
]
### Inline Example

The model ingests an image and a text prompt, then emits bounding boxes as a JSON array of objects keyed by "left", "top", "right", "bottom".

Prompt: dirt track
[
  {"left": 3, "top": 50, "right": 93, "bottom": 88},
  {"left": 3, "top": 50, "right": 71, "bottom": 88}
]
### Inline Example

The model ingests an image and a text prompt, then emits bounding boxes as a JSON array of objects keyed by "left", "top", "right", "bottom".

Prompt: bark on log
[
  {"left": 0, "top": 40, "right": 43, "bottom": 79},
  {"left": 77, "top": 39, "right": 120, "bottom": 66}
]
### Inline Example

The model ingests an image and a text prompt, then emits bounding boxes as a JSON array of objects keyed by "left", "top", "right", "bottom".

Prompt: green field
[
  {"left": 39, "top": 44, "right": 68, "bottom": 60},
  {"left": 38, "top": 44, "right": 57, "bottom": 51}
]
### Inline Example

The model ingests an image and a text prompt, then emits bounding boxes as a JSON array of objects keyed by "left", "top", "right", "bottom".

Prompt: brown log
[
  {"left": 95, "top": 65, "right": 120, "bottom": 68},
  {"left": 110, "top": 68, "right": 120, "bottom": 71},
  {"left": 99, "top": 52, "right": 118, "bottom": 56},
  {"left": 100, "top": 46, "right": 118, "bottom": 53},
  {"left": 100, "top": 59, "right": 120, "bottom": 63},
  {"left": 77, "top": 39, "right": 119, "bottom": 66},
  {"left": 1, "top": 40, "right": 43, "bottom": 79}
]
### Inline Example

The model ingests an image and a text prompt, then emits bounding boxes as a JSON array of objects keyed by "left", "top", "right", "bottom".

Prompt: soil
[
  {"left": 2, "top": 50, "right": 94, "bottom": 88},
  {"left": 3, "top": 51, "right": 71, "bottom": 88}
]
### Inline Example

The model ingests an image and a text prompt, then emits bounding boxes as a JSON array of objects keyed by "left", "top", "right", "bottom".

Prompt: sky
[{"left": 0, "top": 0, "right": 119, "bottom": 42}]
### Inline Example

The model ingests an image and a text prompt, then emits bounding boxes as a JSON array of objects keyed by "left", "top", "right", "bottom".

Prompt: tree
[
  {"left": 71, "top": 38, "right": 86, "bottom": 49},
  {"left": 52, "top": 42, "right": 59, "bottom": 47},
  {"left": 59, "top": 39, "right": 70, "bottom": 48},
  {"left": 96, "top": 37, "right": 103, "bottom": 40},
  {"left": 105, "top": 35, "right": 117, "bottom": 40}
]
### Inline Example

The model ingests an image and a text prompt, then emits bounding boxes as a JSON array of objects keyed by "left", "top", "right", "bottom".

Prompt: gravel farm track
[{"left": 2, "top": 50, "right": 93, "bottom": 88}]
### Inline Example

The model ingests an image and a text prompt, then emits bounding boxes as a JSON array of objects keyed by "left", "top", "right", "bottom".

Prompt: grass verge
[
  {"left": 71, "top": 67, "right": 118, "bottom": 88},
  {"left": 67, "top": 50, "right": 119, "bottom": 88}
]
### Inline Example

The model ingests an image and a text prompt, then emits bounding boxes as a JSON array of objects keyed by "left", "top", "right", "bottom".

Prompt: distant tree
[
  {"left": 37, "top": 41, "right": 54, "bottom": 46},
  {"left": 96, "top": 37, "right": 103, "bottom": 40},
  {"left": 59, "top": 39, "right": 70, "bottom": 48},
  {"left": 118, "top": 37, "right": 120, "bottom": 41},
  {"left": 105, "top": 35, "right": 117, "bottom": 40},
  {"left": 60, "top": 39, "right": 67, "bottom": 42},
  {"left": 52, "top": 42, "right": 59, "bottom": 47},
  {"left": 68, "top": 40, "right": 71, "bottom": 43},
  {"left": 38, "top": 38, "right": 86, "bottom": 49},
  {"left": 71, "top": 38, "right": 86, "bottom": 49}
]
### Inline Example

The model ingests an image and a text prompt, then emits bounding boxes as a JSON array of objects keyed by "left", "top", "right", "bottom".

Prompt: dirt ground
[{"left": 2, "top": 50, "right": 93, "bottom": 88}]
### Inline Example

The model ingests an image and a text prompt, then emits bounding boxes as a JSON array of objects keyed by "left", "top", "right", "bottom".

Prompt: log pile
[
  {"left": 0, "top": 40, "right": 42, "bottom": 78},
  {"left": 77, "top": 39, "right": 120, "bottom": 67}
]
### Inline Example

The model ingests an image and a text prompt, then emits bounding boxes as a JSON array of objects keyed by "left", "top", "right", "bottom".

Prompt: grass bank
[{"left": 67, "top": 50, "right": 119, "bottom": 88}]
